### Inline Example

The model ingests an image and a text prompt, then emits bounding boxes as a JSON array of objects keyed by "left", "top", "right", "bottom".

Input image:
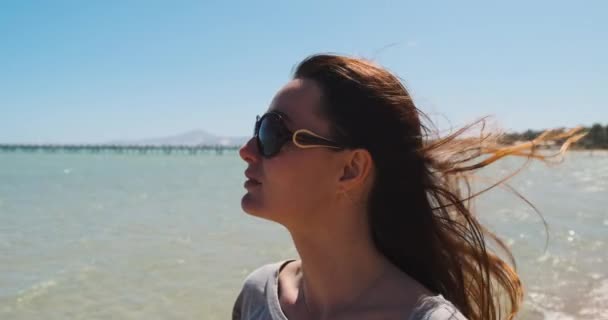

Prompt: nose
[{"left": 239, "top": 137, "right": 260, "bottom": 163}]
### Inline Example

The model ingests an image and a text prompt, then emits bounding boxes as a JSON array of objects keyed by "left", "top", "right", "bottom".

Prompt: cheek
[{"left": 265, "top": 154, "right": 336, "bottom": 217}]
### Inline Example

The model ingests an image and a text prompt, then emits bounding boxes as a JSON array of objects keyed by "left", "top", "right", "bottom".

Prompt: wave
[{"left": 16, "top": 279, "right": 58, "bottom": 305}]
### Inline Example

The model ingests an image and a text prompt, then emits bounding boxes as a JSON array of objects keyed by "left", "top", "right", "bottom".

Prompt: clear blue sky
[{"left": 1, "top": 1, "right": 606, "bottom": 143}]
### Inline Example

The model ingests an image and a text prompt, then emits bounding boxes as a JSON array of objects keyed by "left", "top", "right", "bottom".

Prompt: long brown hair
[{"left": 294, "top": 54, "right": 585, "bottom": 320}]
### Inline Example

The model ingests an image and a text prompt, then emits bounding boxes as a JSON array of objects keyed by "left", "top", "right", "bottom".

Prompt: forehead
[{"left": 267, "top": 79, "right": 326, "bottom": 130}]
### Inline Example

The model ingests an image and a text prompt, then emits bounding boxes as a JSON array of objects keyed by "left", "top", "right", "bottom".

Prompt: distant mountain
[{"left": 107, "top": 130, "right": 250, "bottom": 146}]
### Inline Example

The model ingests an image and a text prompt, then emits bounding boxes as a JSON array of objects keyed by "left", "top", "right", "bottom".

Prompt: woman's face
[{"left": 239, "top": 78, "right": 345, "bottom": 230}]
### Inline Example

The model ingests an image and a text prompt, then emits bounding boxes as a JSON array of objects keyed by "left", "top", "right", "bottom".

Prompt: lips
[
  {"left": 244, "top": 170, "right": 262, "bottom": 186},
  {"left": 244, "top": 179, "right": 261, "bottom": 188}
]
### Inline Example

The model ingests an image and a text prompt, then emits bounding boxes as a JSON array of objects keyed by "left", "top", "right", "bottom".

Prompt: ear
[{"left": 338, "top": 149, "right": 374, "bottom": 192}]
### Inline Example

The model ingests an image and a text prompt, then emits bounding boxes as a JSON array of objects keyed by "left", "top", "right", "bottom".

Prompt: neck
[{"left": 287, "top": 206, "right": 392, "bottom": 318}]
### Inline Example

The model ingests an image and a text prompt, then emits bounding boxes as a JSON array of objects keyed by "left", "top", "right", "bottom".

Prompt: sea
[{"left": 0, "top": 150, "right": 606, "bottom": 319}]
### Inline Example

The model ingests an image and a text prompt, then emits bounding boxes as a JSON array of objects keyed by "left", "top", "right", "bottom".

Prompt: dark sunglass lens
[{"left": 258, "top": 115, "right": 284, "bottom": 157}]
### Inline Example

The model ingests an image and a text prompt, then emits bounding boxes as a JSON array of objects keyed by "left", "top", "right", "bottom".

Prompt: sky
[{"left": 1, "top": 0, "right": 606, "bottom": 144}]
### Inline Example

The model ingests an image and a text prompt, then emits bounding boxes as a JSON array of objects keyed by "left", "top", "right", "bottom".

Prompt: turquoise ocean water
[{"left": 0, "top": 151, "right": 606, "bottom": 319}]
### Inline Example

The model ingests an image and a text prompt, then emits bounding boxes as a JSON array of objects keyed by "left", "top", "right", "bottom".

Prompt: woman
[{"left": 233, "top": 54, "right": 584, "bottom": 320}]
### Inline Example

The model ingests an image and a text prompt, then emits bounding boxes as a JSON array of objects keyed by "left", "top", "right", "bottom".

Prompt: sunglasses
[{"left": 254, "top": 111, "right": 344, "bottom": 158}]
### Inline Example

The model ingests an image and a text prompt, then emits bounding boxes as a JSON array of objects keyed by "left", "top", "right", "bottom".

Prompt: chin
[
  {"left": 241, "top": 193, "right": 258, "bottom": 214},
  {"left": 241, "top": 193, "right": 268, "bottom": 218},
  {"left": 241, "top": 194, "right": 287, "bottom": 224}
]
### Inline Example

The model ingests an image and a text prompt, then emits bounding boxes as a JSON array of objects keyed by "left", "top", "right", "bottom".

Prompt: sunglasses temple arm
[{"left": 293, "top": 129, "right": 343, "bottom": 149}]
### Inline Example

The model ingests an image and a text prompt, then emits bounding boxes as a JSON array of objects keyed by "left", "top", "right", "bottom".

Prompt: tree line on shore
[{"left": 501, "top": 123, "right": 608, "bottom": 149}]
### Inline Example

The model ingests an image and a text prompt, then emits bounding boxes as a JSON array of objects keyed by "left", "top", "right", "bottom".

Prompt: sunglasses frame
[{"left": 254, "top": 111, "right": 343, "bottom": 158}]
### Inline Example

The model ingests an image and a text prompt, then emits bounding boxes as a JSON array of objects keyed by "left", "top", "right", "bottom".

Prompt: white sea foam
[
  {"left": 536, "top": 252, "right": 551, "bottom": 263},
  {"left": 589, "top": 273, "right": 603, "bottom": 280},
  {"left": 542, "top": 310, "right": 577, "bottom": 320},
  {"left": 579, "top": 279, "right": 608, "bottom": 319},
  {"left": 572, "top": 170, "right": 594, "bottom": 182},
  {"left": 582, "top": 185, "right": 605, "bottom": 193},
  {"left": 527, "top": 291, "right": 575, "bottom": 320},
  {"left": 16, "top": 280, "right": 58, "bottom": 304}
]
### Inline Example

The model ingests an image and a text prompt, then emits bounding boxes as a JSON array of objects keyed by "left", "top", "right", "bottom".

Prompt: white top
[{"left": 232, "top": 260, "right": 468, "bottom": 320}]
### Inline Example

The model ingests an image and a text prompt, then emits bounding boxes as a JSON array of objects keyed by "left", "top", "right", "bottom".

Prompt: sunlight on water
[{"left": 0, "top": 151, "right": 606, "bottom": 319}]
